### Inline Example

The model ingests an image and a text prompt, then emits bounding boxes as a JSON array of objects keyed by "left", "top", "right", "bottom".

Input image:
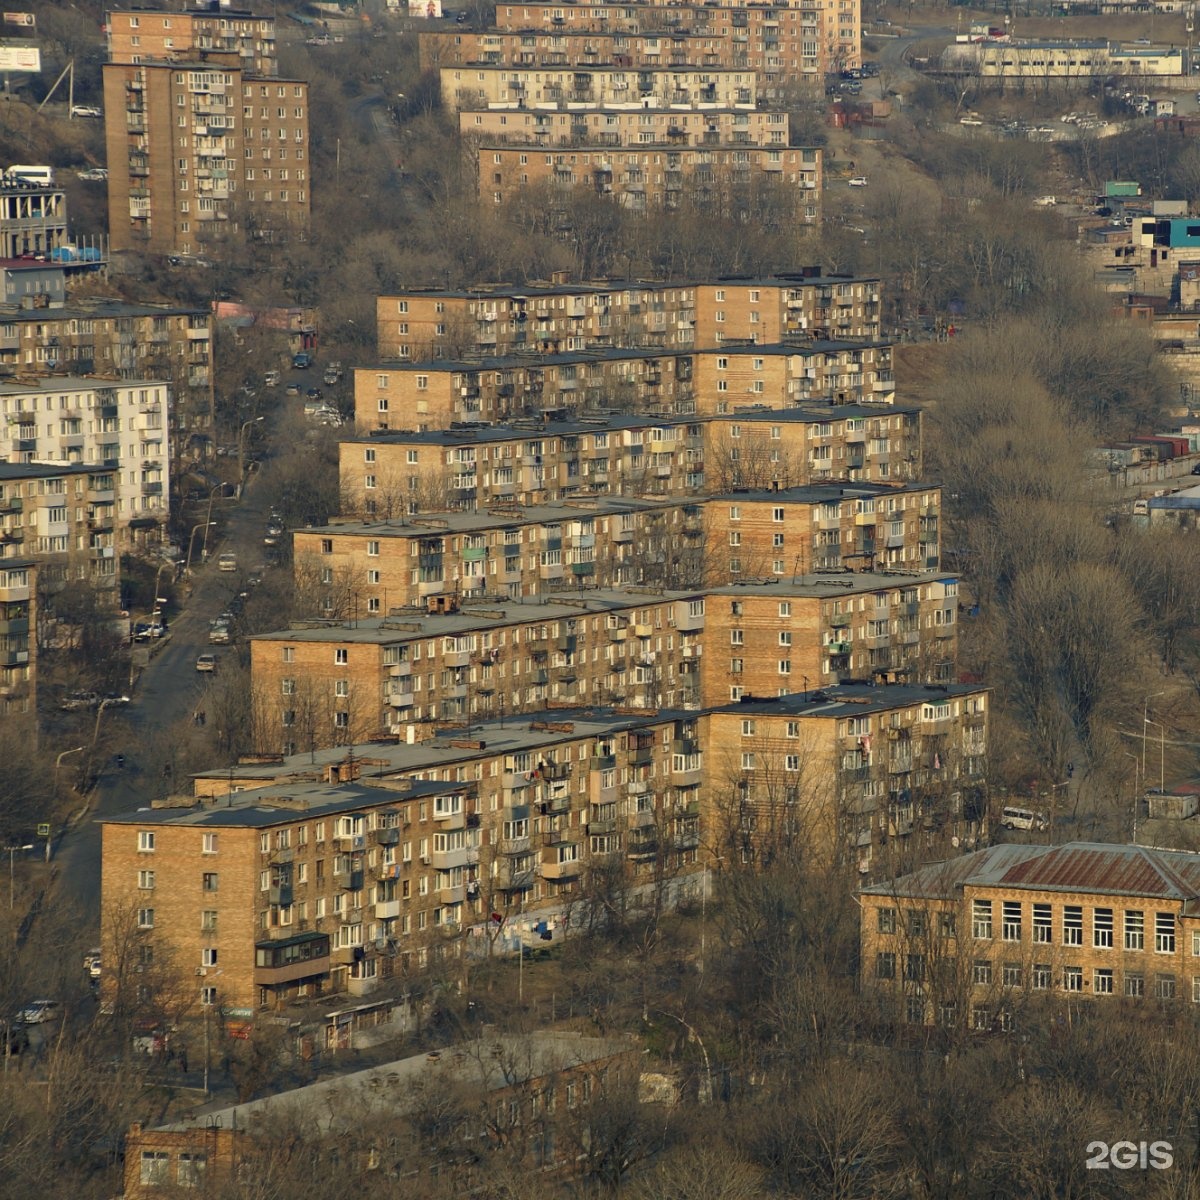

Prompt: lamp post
[
  {"left": 151, "top": 560, "right": 170, "bottom": 620},
  {"left": 185, "top": 521, "right": 216, "bottom": 573},
  {"left": 237, "top": 416, "right": 264, "bottom": 493},
  {"left": 1145, "top": 717, "right": 1167, "bottom": 796},
  {"left": 1124, "top": 751, "right": 1141, "bottom": 843},
  {"left": 50, "top": 745, "right": 84, "bottom": 862},
  {"left": 201, "top": 480, "right": 226, "bottom": 562},
  {"left": 91, "top": 696, "right": 118, "bottom": 754}
]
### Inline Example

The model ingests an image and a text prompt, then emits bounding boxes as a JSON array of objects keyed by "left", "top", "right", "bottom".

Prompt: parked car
[
  {"left": 292, "top": 351, "right": 313, "bottom": 369},
  {"left": 70, "top": 104, "right": 102, "bottom": 118},
  {"left": 83, "top": 949, "right": 102, "bottom": 979},
  {"left": 264, "top": 369, "right": 281, "bottom": 388},
  {"left": 959, "top": 115, "right": 984, "bottom": 126},
  {"left": 60, "top": 690, "right": 99, "bottom": 712},
  {"left": 217, "top": 552, "right": 238, "bottom": 573},
  {"left": 208, "top": 623, "right": 231, "bottom": 645},
  {"left": 17, "top": 1000, "right": 62, "bottom": 1024},
  {"left": 285, "top": 382, "right": 301, "bottom": 396},
  {"left": 323, "top": 368, "right": 341, "bottom": 386},
  {"left": 195, "top": 653, "right": 217, "bottom": 673},
  {"left": 848, "top": 176, "right": 869, "bottom": 187},
  {"left": 1033, "top": 195, "right": 1057, "bottom": 207},
  {"left": 78, "top": 168, "right": 108, "bottom": 182}
]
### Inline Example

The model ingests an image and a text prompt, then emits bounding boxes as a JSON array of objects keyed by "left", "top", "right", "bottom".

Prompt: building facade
[
  {"left": 861, "top": 841, "right": 1200, "bottom": 1029},
  {"left": 0, "top": 376, "right": 169, "bottom": 546},
  {"left": 0, "top": 555, "right": 35, "bottom": 716}
]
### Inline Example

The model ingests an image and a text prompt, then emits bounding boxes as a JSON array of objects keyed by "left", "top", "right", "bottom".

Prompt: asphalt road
[{"left": 52, "top": 448, "right": 279, "bottom": 924}]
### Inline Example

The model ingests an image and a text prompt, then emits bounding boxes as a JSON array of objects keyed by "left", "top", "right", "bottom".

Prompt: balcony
[
  {"left": 496, "top": 860, "right": 535, "bottom": 890},
  {"left": 332, "top": 866, "right": 364, "bottom": 891},
  {"left": 500, "top": 835, "right": 531, "bottom": 856},
  {"left": 627, "top": 835, "right": 659, "bottom": 861},
  {"left": 541, "top": 853, "right": 583, "bottom": 881},
  {"left": 431, "top": 844, "right": 471, "bottom": 870},
  {"left": 375, "top": 898, "right": 401, "bottom": 919}
]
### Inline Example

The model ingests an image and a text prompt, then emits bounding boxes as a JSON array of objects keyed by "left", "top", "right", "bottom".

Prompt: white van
[{"left": 1000, "top": 806, "right": 1048, "bottom": 832}]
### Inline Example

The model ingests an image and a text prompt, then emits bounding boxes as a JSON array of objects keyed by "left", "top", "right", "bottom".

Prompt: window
[
  {"left": 1093, "top": 968, "right": 1114, "bottom": 995},
  {"left": 938, "top": 912, "right": 956, "bottom": 938},
  {"left": 1156, "top": 973, "right": 1177, "bottom": 1000},
  {"left": 201, "top": 910, "right": 217, "bottom": 932},
  {"left": 1093, "top": 908, "right": 1113, "bottom": 949},
  {"left": 877, "top": 906, "right": 896, "bottom": 934},
  {"left": 201, "top": 948, "right": 218, "bottom": 967},
  {"left": 177, "top": 1154, "right": 207, "bottom": 1188},
  {"left": 906, "top": 910, "right": 927, "bottom": 939},
  {"left": 972, "top": 900, "right": 992, "bottom": 939},
  {"left": 201, "top": 986, "right": 218, "bottom": 1006},
  {"left": 202, "top": 873, "right": 219, "bottom": 892},
  {"left": 138, "top": 831, "right": 155, "bottom": 852},
  {"left": 137, "top": 869, "right": 155, "bottom": 890},
  {"left": 772, "top": 507, "right": 785, "bottom": 522},
  {"left": 1063, "top": 966, "right": 1083, "bottom": 992},
  {"left": 140, "top": 1152, "right": 170, "bottom": 1186},
  {"left": 1002, "top": 962, "right": 1022, "bottom": 987},
  {"left": 1192, "top": 976, "right": 1200, "bottom": 1004},
  {"left": 137, "top": 908, "right": 154, "bottom": 929},
  {"left": 904, "top": 953, "right": 924, "bottom": 982},
  {"left": 1001, "top": 901, "right": 1021, "bottom": 942},
  {"left": 367, "top": 540, "right": 380, "bottom": 557},
  {"left": 202, "top": 833, "right": 218, "bottom": 855},
  {"left": 335, "top": 649, "right": 348, "bottom": 665},
  {"left": 875, "top": 951, "right": 895, "bottom": 980},
  {"left": 1125, "top": 910, "right": 1144, "bottom": 951},
  {"left": 1062, "top": 905, "right": 1083, "bottom": 946},
  {"left": 1032, "top": 963, "right": 1052, "bottom": 990},
  {"left": 1125, "top": 973, "right": 1145, "bottom": 997},
  {"left": 972, "top": 959, "right": 991, "bottom": 985},
  {"left": 1032, "top": 903, "right": 1051, "bottom": 944},
  {"left": 281, "top": 646, "right": 294, "bottom": 663},
  {"left": 1156, "top": 912, "right": 1176, "bottom": 954}
]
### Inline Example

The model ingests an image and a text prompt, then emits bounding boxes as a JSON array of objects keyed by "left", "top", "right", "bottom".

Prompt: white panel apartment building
[{"left": 0, "top": 375, "right": 170, "bottom": 546}]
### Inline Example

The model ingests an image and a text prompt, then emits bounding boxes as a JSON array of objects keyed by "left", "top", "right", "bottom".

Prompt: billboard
[
  {"left": 2, "top": 12, "right": 34, "bottom": 27},
  {"left": 0, "top": 44, "right": 39, "bottom": 71},
  {"left": 407, "top": 0, "right": 443, "bottom": 16}
]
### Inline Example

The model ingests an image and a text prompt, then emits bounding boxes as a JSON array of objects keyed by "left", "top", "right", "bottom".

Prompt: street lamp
[
  {"left": 1124, "top": 751, "right": 1141, "bottom": 843},
  {"left": 238, "top": 416, "right": 264, "bottom": 492},
  {"left": 185, "top": 521, "right": 217, "bottom": 573},
  {"left": 50, "top": 745, "right": 84, "bottom": 862},
  {"left": 202, "top": 480, "right": 227, "bottom": 561},
  {"left": 91, "top": 696, "right": 118, "bottom": 751},
  {"left": 7, "top": 843, "right": 32, "bottom": 910},
  {"left": 1145, "top": 717, "right": 1167, "bottom": 796}
]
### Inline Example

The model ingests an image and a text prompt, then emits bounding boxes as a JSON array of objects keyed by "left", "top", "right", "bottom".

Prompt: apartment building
[
  {"left": 860, "top": 842, "right": 1200, "bottom": 1029},
  {"left": 0, "top": 299, "right": 213, "bottom": 463},
  {"left": 704, "top": 403, "right": 924, "bottom": 488},
  {"left": 695, "top": 339, "right": 894, "bottom": 410},
  {"left": 378, "top": 280, "right": 698, "bottom": 361},
  {"left": 480, "top": 142, "right": 821, "bottom": 215},
  {"left": 693, "top": 275, "right": 883, "bottom": 345},
  {"left": 291, "top": 498, "right": 706, "bottom": 610},
  {"left": 0, "top": 554, "right": 35, "bottom": 717},
  {"left": 173, "top": 706, "right": 704, "bottom": 977},
  {"left": 0, "top": 376, "right": 169, "bottom": 546},
  {"left": 121, "top": 1033, "right": 638, "bottom": 1197},
  {"left": 488, "top": 1, "right": 861, "bottom": 84},
  {"left": 460, "top": 105, "right": 790, "bottom": 148},
  {"left": 700, "top": 572, "right": 958, "bottom": 706},
  {"left": 701, "top": 683, "right": 989, "bottom": 875},
  {"left": 339, "top": 415, "right": 708, "bottom": 513},
  {"left": 440, "top": 65, "right": 758, "bottom": 112},
  {"left": 249, "top": 588, "right": 707, "bottom": 748},
  {"left": 0, "top": 462, "right": 122, "bottom": 598},
  {"left": 375, "top": 272, "right": 882, "bottom": 361},
  {"left": 103, "top": 51, "right": 309, "bottom": 256},
  {"left": 705, "top": 481, "right": 941, "bottom": 577},
  {"left": 106, "top": 7, "right": 279, "bottom": 76},
  {"left": 355, "top": 348, "right": 697, "bottom": 429}
]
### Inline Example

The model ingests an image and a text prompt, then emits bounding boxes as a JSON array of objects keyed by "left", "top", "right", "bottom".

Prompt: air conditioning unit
[{"left": 195, "top": 967, "right": 207, "bottom": 976}]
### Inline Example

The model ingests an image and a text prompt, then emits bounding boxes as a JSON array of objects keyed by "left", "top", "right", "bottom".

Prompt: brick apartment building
[
  {"left": 249, "top": 588, "right": 707, "bottom": 747},
  {"left": 115, "top": 705, "right": 706, "bottom": 1010},
  {"left": 292, "top": 497, "right": 706, "bottom": 610},
  {"left": 0, "top": 376, "right": 169, "bottom": 546},
  {"left": 860, "top": 842, "right": 1200, "bottom": 1029},
  {"left": 704, "top": 481, "right": 940, "bottom": 576},
  {"left": 703, "top": 684, "right": 989, "bottom": 875},
  {"left": 103, "top": 8, "right": 308, "bottom": 256},
  {"left": 0, "top": 555, "right": 35, "bottom": 717},
  {"left": 0, "top": 462, "right": 122, "bottom": 600},
  {"left": 439, "top": 64, "right": 759, "bottom": 112},
  {"left": 486, "top": 0, "right": 861, "bottom": 84},
  {"left": 374, "top": 272, "right": 882, "bottom": 361},
  {"left": 479, "top": 142, "right": 821, "bottom": 214},
  {"left": 0, "top": 299, "right": 213, "bottom": 465},
  {"left": 699, "top": 572, "right": 958, "bottom": 706}
]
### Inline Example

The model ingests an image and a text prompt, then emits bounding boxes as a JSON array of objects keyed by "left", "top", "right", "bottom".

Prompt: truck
[{"left": 3, "top": 165, "right": 54, "bottom": 187}]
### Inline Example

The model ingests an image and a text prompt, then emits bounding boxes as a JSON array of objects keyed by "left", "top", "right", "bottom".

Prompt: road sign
[{"left": 36, "top": 823, "right": 49, "bottom": 837}]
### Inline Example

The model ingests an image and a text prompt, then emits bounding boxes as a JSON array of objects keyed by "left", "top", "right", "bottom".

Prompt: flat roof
[
  {"left": 707, "top": 571, "right": 956, "bottom": 597},
  {"left": 0, "top": 461, "right": 107, "bottom": 480},
  {"left": 708, "top": 481, "right": 936, "bottom": 503},
  {"left": 299, "top": 497, "right": 696, "bottom": 538},
  {"left": 0, "top": 374, "right": 166, "bottom": 395},
  {"left": 102, "top": 777, "right": 466, "bottom": 830},
  {"left": 710, "top": 681, "right": 987, "bottom": 720},
  {"left": 251, "top": 588, "right": 703, "bottom": 644},
  {"left": 0, "top": 298, "right": 207, "bottom": 321},
  {"left": 154, "top": 1032, "right": 634, "bottom": 1134}
]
